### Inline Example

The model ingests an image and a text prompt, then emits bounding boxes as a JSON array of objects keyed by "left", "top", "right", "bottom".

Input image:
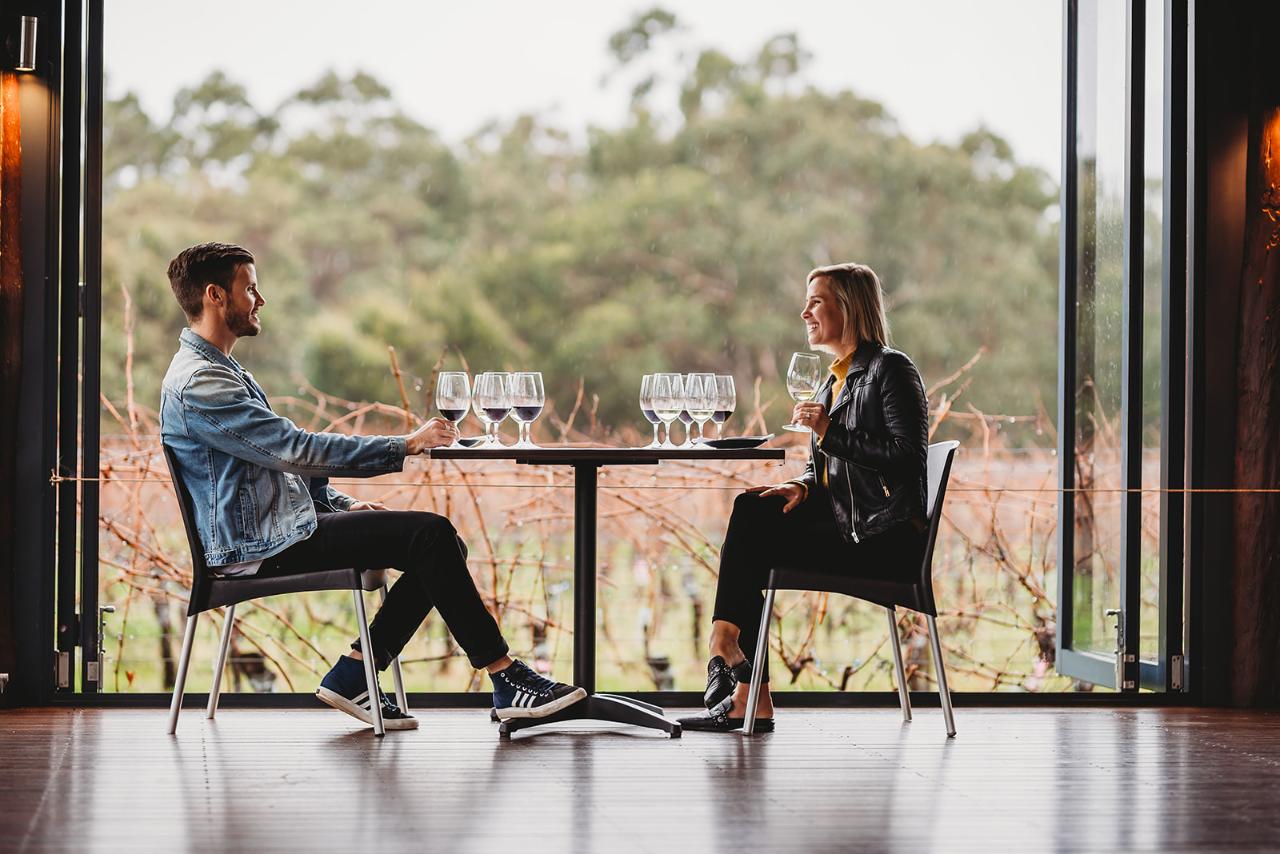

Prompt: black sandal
[
  {"left": 704, "top": 655, "right": 755, "bottom": 709},
  {"left": 679, "top": 697, "right": 775, "bottom": 733}
]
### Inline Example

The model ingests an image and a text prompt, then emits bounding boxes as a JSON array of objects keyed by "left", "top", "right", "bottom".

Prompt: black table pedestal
[{"left": 498, "top": 693, "right": 681, "bottom": 737}]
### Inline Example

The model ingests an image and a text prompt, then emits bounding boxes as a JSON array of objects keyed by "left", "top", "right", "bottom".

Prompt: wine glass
[
  {"left": 783, "top": 352, "right": 822, "bottom": 432},
  {"left": 435, "top": 372, "right": 471, "bottom": 447},
  {"left": 685, "top": 372, "right": 715, "bottom": 444},
  {"left": 712, "top": 375, "right": 736, "bottom": 438},
  {"left": 511, "top": 372, "right": 544, "bottom": 448},
  {"left": 472, "top": 373, "right": 494, "bottom": 444},
  {"left": 639, "top": 374, "right": 662, "bottom": 448},
  {"left": 475, "top": 372, "right": 512, "bottom": 445},
  {"left": 677, "top": 373, "right": 700, "bottom": 447},
  {"left": 652, "top": 373, "right": 683, "bottom": 449}
]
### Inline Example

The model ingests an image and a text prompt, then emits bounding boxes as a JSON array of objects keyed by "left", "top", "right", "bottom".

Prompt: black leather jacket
[{"left": 794, "top": 343, "right": 929, "bottom": 543}]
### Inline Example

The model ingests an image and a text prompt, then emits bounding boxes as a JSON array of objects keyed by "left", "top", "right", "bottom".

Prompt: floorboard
[{"left": 2, "top": 707, "right": 1278, "bottom": 852}]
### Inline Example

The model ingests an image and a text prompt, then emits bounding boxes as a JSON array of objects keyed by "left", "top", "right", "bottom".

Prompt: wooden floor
[{"left": 3, "top": 707, "right": 1279, "bottom": 853}]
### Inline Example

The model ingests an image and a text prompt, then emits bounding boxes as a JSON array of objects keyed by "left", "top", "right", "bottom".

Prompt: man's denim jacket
[{"left": 160, "top": 329, "right": 406, "bottom": 567}]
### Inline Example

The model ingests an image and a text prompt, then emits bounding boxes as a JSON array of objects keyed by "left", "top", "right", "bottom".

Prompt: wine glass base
[{"left": 781, "top": 423, "right": 812, "bottom": 433}]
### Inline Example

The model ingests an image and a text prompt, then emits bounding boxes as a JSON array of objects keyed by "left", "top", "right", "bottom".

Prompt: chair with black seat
[
  {"left": 743, "top": 440, "right": 960, "bottom": 737},
  {"left": 162, "top": 444, "right": 408, "bottom": 736}
]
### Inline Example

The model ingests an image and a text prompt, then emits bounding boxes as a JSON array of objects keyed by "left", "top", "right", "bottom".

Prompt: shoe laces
[{"left": 501, "top": 660, "right": 556, "bottom": 697}]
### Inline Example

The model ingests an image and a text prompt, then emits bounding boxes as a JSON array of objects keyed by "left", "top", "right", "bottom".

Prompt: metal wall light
[
  {"left": 3, "top": 15, "right": 38, "bottom": 72},
  {"left": 16, "top": 16, "right": 38, "bottom": 72}
]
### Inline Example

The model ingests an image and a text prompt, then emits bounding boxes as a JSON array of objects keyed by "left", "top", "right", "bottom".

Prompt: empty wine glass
[
  {"left": 639, "top": 374, "right": 662, "bottom": 448},
  {"left": 712, "top": 375, "right": 736, "bottom": 438},
  {"left": 511, "top": 372, "right": 544, "bottom": 448},
  {"left": 686, "top": 373, "right": 715, "bottom": 444},
  {"left": 472, "top": 372, "right": 494, "bottom": 444},
  {"left": 652, "top": 373, "right": 683, "bottom": 449},
  {"left": 436, "top": 372, "right": 471, "bottom": 447},
  {"left": 475, "top": 372, "right": 512, "bottom": 445},
  {"left": 783, "top": 352, "right": 822, "bottom": 433}
]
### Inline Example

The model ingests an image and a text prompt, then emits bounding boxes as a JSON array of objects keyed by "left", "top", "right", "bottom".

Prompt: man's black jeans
[
  {"left": 713, "top": 490, "right": 924, "bottom": 682},
  {"left": 260, "top": 510, "right": 509, "bottom": 671}
]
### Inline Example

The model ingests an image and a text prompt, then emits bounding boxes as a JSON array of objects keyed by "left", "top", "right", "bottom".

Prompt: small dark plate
[
  {"left": 701, "top": 435, "right": 774, "bottom": 450},
  {"left": 457, "top": 436, "right": 486, "bottom": 448}
]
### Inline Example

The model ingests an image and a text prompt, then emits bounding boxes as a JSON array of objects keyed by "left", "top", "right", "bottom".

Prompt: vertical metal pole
[
  {"left": 167, "top": 615, "right": 198, "bottom": 735},
  {"left": 206, "top": 604, "right": 235, "bottom": 718},
  {"left": 743, "top": 586, "right": 774, "bottom": 736},
  {"left": 1056, "top": 0, "right": 1080, "bottom": 667},
  {"left": 886, "top": 607, "right": 912, "bottom": 722},
  {"left": 55, "top": 0, "right": 85, "bottom": 689},
  {"left": 1118, "top": 0, "right": 1146, "bottom": 692},
  {"left": 573, "top": 464, "right": 598, "bottom": 693},
  {"left": 927, "top": 616, "right": 957, "bottom": 737},
  {"left": 1181, "top": 0, "right": 1200, "bottom": 696},
  {"left": 1155, "top": 0, "right": 1189, "bottom": 692},
  {"left": 79, "top": 0, "right": 105, "bottom": 693},
  {"left": 352, "top": 590, "right": 384, "bottom": 736}
]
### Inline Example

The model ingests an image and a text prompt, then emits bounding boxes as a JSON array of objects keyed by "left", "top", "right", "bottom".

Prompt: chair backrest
[
  {"left": 162, "top": 443, "right": 216, "bottom": 616},
  {"left": 917, "top": 440, "right": 960, "bottom": 615}
]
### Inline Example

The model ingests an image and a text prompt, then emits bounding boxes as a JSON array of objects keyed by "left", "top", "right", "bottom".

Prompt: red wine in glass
[
  {"left": 483, "top": 406, "right": 511, "bottom": 422},
  {"left": 513, "top": 405, "right": 542, "bottom": 422},
  {"left": 678, "top": 410, "right": 693, "bottom": 425},
  {"left": 439, "top": 407, "right": 467, "bottom": 423},
  {"left": 712, "top": 410, "right": 732, "bottom": 424}
]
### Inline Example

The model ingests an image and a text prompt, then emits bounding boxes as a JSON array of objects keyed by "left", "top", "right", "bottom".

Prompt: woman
[{"left": 679, "top": 262, "right": 929, "bottom": 732}]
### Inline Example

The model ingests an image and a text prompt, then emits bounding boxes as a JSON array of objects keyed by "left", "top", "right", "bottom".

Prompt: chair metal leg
[
  {"left": 886, "top": 606, "right": 912, "bottom": 723},
  {"left": 381, "top": 584, "right": 408, "bottom": 713},
  {"left": 743, "top": 586, "right": 776, "bottom": 736},
  {"left": 352, "top": 590, "right": 385, "bottom": 736},
  {"left": 167, "top": 615, "right": 199, "bottom": 735},
  {"left": 207, "top": 604, "right": 236, "bottom": 719},
  {"left": 926, "top": 615, "right": 956, "bottom": 737}
]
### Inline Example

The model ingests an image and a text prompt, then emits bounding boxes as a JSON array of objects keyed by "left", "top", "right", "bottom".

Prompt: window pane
[
  {"left": 100, "top": 2, "right": 1066, "bottom": 693},
  {"left": 1071, "top": 0, "right": 1128, "bottom": 663}
]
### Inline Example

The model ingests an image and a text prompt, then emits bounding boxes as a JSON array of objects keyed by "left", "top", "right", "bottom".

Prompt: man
[{"left": 159, "top": 243, "right": 584, "bottom": 730}]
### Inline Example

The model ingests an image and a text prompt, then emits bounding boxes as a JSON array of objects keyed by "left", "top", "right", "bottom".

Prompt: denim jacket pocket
[{"left": 237, "top": 487, "right": 260, "bottom": 542}]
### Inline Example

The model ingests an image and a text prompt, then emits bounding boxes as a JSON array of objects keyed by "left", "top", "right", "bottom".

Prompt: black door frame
[
  {"left": 34, "top": 0, "right": 1201, "bottom": 707},
  {"left": 1056, "top": 0, "right": 1189, "bottom": 693}
]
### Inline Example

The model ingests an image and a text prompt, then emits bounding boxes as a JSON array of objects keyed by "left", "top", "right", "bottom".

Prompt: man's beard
[{"left": 227, "top": 306, "right": 260, "bottom": 337}]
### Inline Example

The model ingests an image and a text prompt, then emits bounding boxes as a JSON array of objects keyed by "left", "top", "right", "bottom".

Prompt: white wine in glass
[{"left": 783, "top": 352, "right": 822, "bottom": 432}]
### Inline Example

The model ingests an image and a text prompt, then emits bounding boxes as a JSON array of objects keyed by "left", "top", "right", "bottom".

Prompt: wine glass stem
[{"left": 652, "top": 423, "right": 660, "bottom": 446}]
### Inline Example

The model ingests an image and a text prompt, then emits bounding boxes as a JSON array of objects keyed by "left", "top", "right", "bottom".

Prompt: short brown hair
[
  {"left": 806, "top": 262, "right": 890, "bottom": 350},
  {"left": 167, "top": 243, "right": 255, "bottom": 320}
]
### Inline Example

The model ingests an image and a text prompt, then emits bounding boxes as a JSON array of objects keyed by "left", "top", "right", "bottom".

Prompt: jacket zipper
[
  {"left": 878, "top": 475, "right": 891, "bottom": 498},
  {"left": 845, "top": 474, "right": 860, "bottom": 543}
]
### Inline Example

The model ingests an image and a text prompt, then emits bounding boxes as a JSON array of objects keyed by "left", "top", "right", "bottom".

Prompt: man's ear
[{"left": 204, "top": 283, "right": 224, "bottom": 310}]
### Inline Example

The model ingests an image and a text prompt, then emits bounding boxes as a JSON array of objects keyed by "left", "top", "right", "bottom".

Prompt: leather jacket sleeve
[{"left": 817, "top": 351, "right": 927, "bottom": 478}]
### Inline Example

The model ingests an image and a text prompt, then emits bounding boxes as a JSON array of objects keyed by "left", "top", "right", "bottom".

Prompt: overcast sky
[{"left": 106, "top": 1, "right": 1066, "bottom": 177}]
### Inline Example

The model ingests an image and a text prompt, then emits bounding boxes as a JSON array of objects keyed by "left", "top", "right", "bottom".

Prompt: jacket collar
[
  {"left": 180, "top": 328, "right": 244, "bottom": 374},
  {"left": 828, "top": 342, "right": 880, "bottom": 416}
]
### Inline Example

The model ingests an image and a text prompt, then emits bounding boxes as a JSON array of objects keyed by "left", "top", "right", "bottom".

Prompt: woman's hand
[
  {"left": 347, "top": 500, "right": 387, "bottom": 512},
  {"left": 746, "top": 482, "right": 807, "bottom": 514},
  {"left": 405, "top": 417, "right": 459, "bottom": 455},
  {"left": 791, "top": 402, "right": 831, "bottom": 438}
]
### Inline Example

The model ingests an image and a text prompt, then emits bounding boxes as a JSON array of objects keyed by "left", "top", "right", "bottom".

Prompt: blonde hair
[{"left": 806, "top": 262, "right": 891, "bottom": 352}]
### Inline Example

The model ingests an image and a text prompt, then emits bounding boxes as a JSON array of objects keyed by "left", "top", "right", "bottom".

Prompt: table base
[{"left": 496, "top": 693, "right": 682, "bottom": 738}]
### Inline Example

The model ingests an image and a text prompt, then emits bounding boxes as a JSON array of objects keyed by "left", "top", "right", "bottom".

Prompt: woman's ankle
[{"left": 708, "top": 643, "right": 747, "bottom": 667}]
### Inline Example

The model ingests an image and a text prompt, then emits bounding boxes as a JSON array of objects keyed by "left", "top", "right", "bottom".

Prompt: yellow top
[
  {"left": 827, "top": 350, "right": 855, "bottom": 414},
  {"left": 819, "top": 350, "right": 855, "bottom": 488}
]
